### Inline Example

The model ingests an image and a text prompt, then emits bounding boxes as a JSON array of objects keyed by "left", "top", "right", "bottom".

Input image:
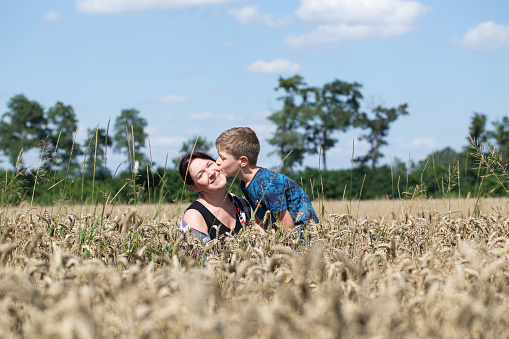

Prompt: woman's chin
[
  {"left": 212, "top": 175, "right": 226, "bottom": 188},
  {"left": 218, "top": 176, "right": 228, "bottom": 187},
  {"left": 223, "top": 171, "right": 235, "bottom": 178}
]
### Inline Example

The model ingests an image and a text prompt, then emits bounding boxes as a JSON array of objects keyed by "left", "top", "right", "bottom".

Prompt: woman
[{"left": 178, "top": 151, "right": 251, "bottom": 243}]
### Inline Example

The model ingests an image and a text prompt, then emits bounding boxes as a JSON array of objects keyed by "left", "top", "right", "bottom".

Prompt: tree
[
  {"left": 172, "top": 135, "right": 213, "bottom": 168},
  {"left": 0, "top": 94, "right": 49, "bottom": 169},
  {"left": 47, "top": 101, "right": 82, "bottom": 171},
  {"left": 113, "top": 108, "right": 148, "bottom": 171},
  {"left": 84, "top": 126, "right": 112, "bottom": 180},
  {"left": 355, "top": 103, "right": 409, "bottom": 170},
  {"left": 489, "top": 116, "right": 509, "bottom": 159},
  {"left": 415, "top": 146, "right": 462, "bottom": 169},
  {"left": 468, "top": 113, "right": 488, "bottom": 143},
  {"left": 267, "top": 75, "right": 308, "bottom": 173},
  {"left": 302, "top": 80, "right": 363, "bottom": 170}
]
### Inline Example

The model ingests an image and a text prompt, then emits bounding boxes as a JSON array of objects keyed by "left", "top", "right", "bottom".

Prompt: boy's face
[{"left": 216, "top": 150, "right": 242, "bottom": 178}]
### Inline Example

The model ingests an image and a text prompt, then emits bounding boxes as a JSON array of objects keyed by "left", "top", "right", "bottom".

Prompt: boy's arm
[{"left": 277, "top": 209, "right": 295, "bottom": 230}]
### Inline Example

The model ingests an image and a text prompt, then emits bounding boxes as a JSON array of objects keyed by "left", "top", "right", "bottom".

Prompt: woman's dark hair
[{"left": 178, "top": 151, "right": 215, "bottom": 186}]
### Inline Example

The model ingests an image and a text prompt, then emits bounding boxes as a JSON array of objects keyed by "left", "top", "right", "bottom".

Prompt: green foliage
[
  {"left": 47, "top": 101, "right": 82, "bottom": 171},
  {"left": 302, "top": 79, "right": 363, "bottom": 170},
  {"left": 84, "top": 126, "right": 112, "bottom": 180},
  {"left": 268, "top": 75, "right": 308, "bottom": 173},
  {"left": 3, "top": 97, "right": 509, "bottom": 207},
  {"left": 0, "top": 144, "right": 508, "bottom": 207},
  {"left": 489, "top": 116, "right": 509, "bottom": 159},
  {"left": 285, "top": 145, "right": 504, "bottom": 202},
  {"left": 468, "top": 112, "right": 488, "bottom": 145},
  {"left": 268, "top": 76, "right": 363, "bottom": 171},
  {"left": 354, "top": 103, "right": 409, "bottom": 170},
  {"left": 0, "top": 94, "right": 49, "bottom": 168},
  {"left": 113, "top": 108, "right": 148, "bottom": 169}
]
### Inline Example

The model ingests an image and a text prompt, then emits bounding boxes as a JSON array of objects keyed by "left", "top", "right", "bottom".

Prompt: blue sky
[{"left": 1, "top": 0, "right": 508, "bottom": 171}]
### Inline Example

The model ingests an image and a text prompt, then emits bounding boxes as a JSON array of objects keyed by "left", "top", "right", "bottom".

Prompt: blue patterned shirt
[{"left": 241, "top": 167, "right": 318, "bottom": 227}]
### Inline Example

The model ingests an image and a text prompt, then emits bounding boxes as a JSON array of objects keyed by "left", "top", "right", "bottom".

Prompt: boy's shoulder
[
  {"left": 252, "top": 167, "right": 281, "bottom": 182},
  {"left": 242, "top": 167, "right": 276, "bottom": 191},
  {"left": 252, "top": 167, "right": 299, "bottom": 189}
]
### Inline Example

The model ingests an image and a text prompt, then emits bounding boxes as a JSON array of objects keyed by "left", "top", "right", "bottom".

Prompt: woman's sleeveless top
[{"left": 178, "top": 193, "right": 251, "bottom": 242}]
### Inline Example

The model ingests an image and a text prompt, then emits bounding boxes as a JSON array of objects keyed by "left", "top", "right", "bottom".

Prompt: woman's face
[{"left": 188, "top": 157, "right": 226, "bottom": 193}]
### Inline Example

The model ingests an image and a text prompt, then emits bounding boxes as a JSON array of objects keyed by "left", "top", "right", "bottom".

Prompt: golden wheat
[{"left": 0, "top": 198, "right": 508, "bottom": 338}]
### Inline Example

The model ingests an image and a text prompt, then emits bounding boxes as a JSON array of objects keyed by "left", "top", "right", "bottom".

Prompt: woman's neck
[{"left": 199, "top": 189, "right": 229, "bottom": 207}]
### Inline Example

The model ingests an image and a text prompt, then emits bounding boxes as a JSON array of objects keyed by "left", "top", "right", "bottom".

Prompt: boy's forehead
[{"left": 218, "top": 150, "right": 234, "bottom": 157}]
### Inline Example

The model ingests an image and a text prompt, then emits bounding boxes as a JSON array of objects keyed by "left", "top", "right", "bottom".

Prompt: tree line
[
  {"left": 0, "top": 94, "right": 149, "bottom": 176},
  {"left": 0, "top": 79, "right": 507, "bottom": 205},
  {"left": 292, "top": 111, "right": 509, "bottom": 201}
]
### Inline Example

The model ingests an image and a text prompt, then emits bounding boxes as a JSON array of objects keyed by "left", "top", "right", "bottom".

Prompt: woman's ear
[{"left": 189, "top": 184, "right": 198, "bottom": 192}]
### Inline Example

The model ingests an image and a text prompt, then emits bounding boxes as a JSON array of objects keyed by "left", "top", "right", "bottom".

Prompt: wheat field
[{"left": 1, "top": 197, "right": 509, "bottom": 338}]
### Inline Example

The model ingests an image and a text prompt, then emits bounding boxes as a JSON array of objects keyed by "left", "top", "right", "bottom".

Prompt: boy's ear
[{"left": 239, "top": 156, "right": 249, "bottom": 168}]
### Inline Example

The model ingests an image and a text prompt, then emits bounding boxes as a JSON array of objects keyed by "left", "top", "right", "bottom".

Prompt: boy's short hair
[{"left": 216, "top": 127, "right": 260, "bottom": 166}]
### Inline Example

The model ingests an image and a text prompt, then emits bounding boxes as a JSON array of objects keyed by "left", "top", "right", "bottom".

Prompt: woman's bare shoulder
[{"left": 183, "top": 209, "right": 208, "bottom": 234}]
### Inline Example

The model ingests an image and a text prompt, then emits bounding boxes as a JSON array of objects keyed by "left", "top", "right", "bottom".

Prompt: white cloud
[
  {"left": 75, "top": 124, "right": 89, "bottom": 142},
  {"left": 201, "top": 89, "right": 216, "bottom": 95},
  {"left": 145, "top": 126, "right": 161, "bottom": 135},
  {"left": 190, "top": 111, "right": 213, "bottom": 120},
  {"left": 159, "top": 95, "right": 190, "bottom": 104},
  {"left": 220, "top": 40, "right": 238, "bottom": 49},
  {"left": 75, "top": 0, "right": 239, "bottom": 14},
  {"left": 144, "top": 127, "right": 185, "bottom": 147},
  {"left": 190, "top": 111, "right": 241, "bottom": 122},
  {"left": 287, "top": 0, "right": 430, "bottom": 47},
  {"left": 179, "top": 67, "right": 205, "bottom": 74},
  {"left": 245, "top": 59, "right": 302, "bottom": 74},
  {"left": 295, "top": 0, "right": 429, "bottom": 25},
  {"left": 410, "top": 137, "right": 437, "bottom": 148},
  {"left": 456, "top": 21, "right": 509, "bottom": 52},
  {"left": 255, "top": 110, "right": 272, "bottom": 119},
  {"left": 396, "top": 137, "right": 438, "bottom": 149},
  {"left": 249, "top": 122, "right": 275, "bottom": 132},
  {"left": 224, "top": 114, "right": 241, "bottom": 121},
  {"left": 285, "top": 23, "right": 411, "bottom": 46},
  {"left": 42, "top": 11, "right": 61, "bottom": 22},
  {"left": 150, "top": 136, "right": 186, "bottom": 147},
  {"left": 228, "top": 5, "right": 289, "bottom": 27}
]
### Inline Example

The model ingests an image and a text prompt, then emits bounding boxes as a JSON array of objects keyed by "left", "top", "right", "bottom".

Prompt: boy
[{"left": 215, "top": 127, "right": 318, "bottom": 230}]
